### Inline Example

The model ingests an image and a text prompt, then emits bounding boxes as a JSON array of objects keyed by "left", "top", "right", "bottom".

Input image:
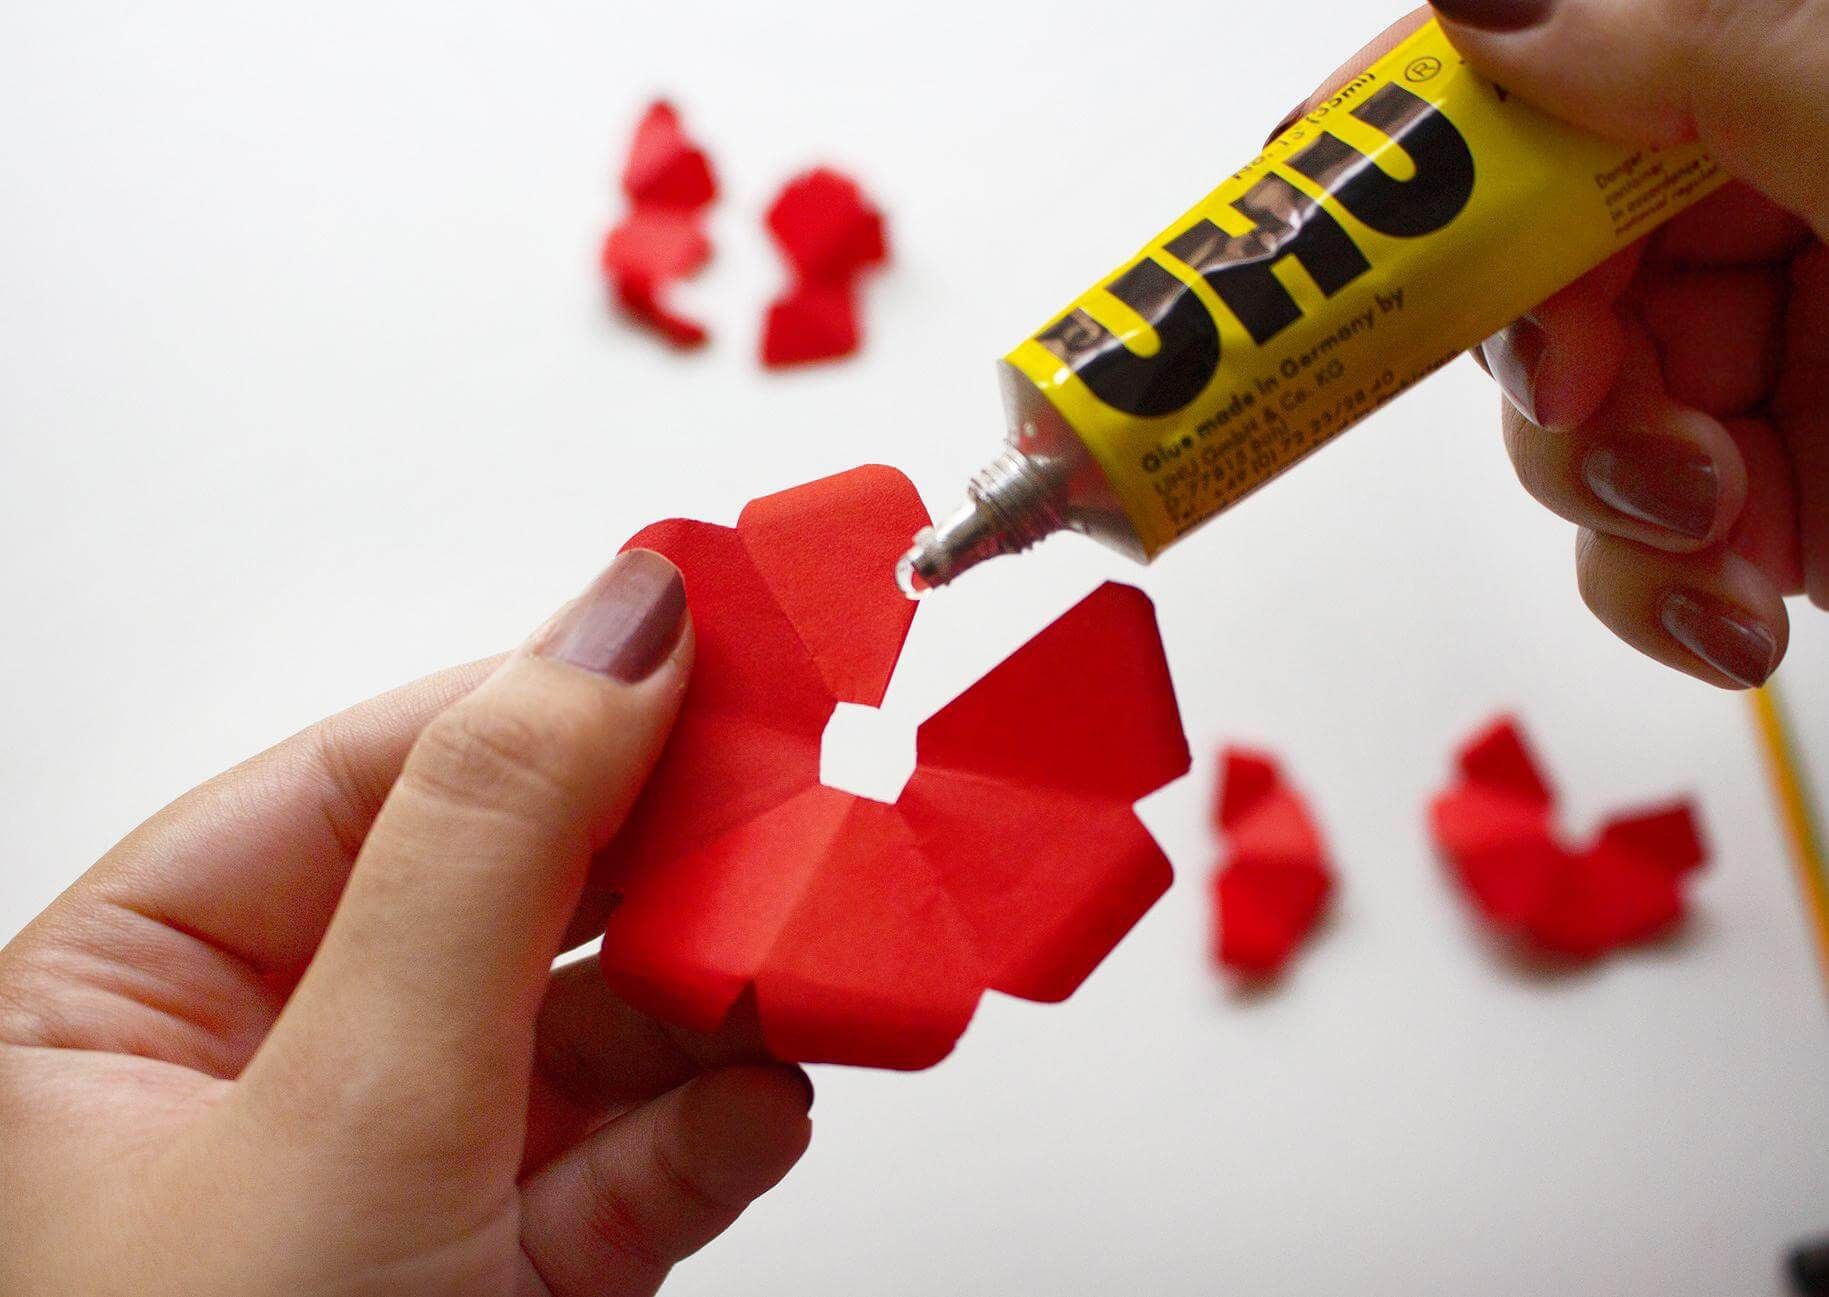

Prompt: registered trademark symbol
[{"left": 1404, "top": 56, "right": 1442, "bottom": 82}]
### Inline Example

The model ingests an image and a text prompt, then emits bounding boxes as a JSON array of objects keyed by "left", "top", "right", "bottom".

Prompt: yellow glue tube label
[{"left": 1003, "top": 19, "right": 1725, "bottom": 558}]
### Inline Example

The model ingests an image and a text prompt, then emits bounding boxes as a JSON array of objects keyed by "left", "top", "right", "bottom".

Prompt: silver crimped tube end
[{"left": 896, "top": 449, "right": 1066, "bottom": 595}]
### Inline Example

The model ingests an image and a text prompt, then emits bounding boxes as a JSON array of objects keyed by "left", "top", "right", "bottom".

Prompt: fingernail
[
  {"left": 1265, "top": 101, "right": 1308, "bottom": 147},
  {"left": 537, "top": 550, "right": 686, "bottom": 682},
  {"left": 1431, "top": 0, "right": 1554, "bottom": 32},
  {"left": 1658, "top": 588, "right": 1778, "bottom": 688},
  {"left": 1583, "top": 436, "right": 1719, "bottom": 540},
  {"left": 1485, "top": 317, "right": 1546, "bottom": 424},
  {"left": 781, "top": 1064, "right": 815, "bottom": 1113},
  {"left": 1790, "top": 1235, "right": 1829, "bottom": 1297}
]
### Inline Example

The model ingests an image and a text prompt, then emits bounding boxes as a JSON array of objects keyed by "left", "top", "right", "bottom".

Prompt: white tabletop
[{"left": 3, "top": 2, "right": 1825, "bottom": 1293}]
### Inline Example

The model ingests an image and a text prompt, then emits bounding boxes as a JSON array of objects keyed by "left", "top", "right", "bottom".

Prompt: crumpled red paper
[
  {"left": 595, "top": 465, "right": 1190, "bottom": 1068},
  {"left": 602, "top": 101, "right": 718, "bottom": 346},
  {"left": 1210, "top": 749, "right": 1334, "bottom": 977},
  {"left": 1429, "top": 717, "right": 1708, "bottom": 960},
  {"left": 761, "top": 169, "right": 887, "bottom": 367}
]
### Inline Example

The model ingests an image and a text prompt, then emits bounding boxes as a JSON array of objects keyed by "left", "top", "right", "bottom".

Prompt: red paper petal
[
  {"left": 622, "top": 100, "right": 717, "bottom": 211},
  {"left": 730, "top": 463, "right": 919, "bottom": 708},
  {"left": 605, "top": 103, "right": 717, "bottom": 346},
  {"left": 598, "top": 467, "right": 1189, "bottom": 1068},
  {"left": 1429, "top": 786, "right": 1561, "bottom": 927},
  {"left": 603, "top": 211, "right": 712, "bottom": 347},
  {"left": 916, "top": 583, "right": 1189, "bottom": 802},
  {"left": 1455, "top": 716, "right": 1554, "bottom": 808},
  {"left": 611, "top": 467, "right": 921, "bottom": 872},
  {"left": 765, "top": 168, "right": 888, "bottom": 281},
  {"left": 603, "top": 209, "right": 710, "bottom": 281},
  {"left": 1210, "top": 751, "right": 1333, "bottom": 978},
  {"left": 1594, "top": 804, "right": 1707, "bottom": 876},
  {"left": 1214, "top": 749, "right": 1279, "bottom": 832},
  {"left": 1430, "top": 716, "right": 1708, "bottom": 962},
  {"left": 611, "top": 271, "right": 708, "bottom": 348},
  {"left": 1215, "top": 858, "right": 1331, "bottom": 976},
  {"left": 1526, "top": 845, "right": 1685, "bottom": 957},
  {"left": 761, "top": 280, "right": 860, "bottom": 368}
]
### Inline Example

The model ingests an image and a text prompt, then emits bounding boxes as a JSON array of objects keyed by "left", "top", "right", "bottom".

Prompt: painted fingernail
[
  {"left": 1583, "top": 437, "right": 1719, "bottom": 540},
  {"left": 1658, "top": 588, "right": 1778, "bottom": 688},
  {"left": 1431, "top": 0, "right": 1554, "bottom": 32},
  {"left": 1484, "top": 317, "right": 1546, "bottom": 424},
  {"left": 1265, "top": 101, "right": 1309, "bottom": 147},
  {"left": 537, "top": 549, "right": 687, "bottom": 682},
  {"left": 1790, "top": 1235, "right": 1829, "bottom": 1297}
]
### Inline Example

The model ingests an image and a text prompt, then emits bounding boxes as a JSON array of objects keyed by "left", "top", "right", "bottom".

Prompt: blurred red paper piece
[
  {"left": 1211, "top": 750, "right": 1334, "bottom": 978},
  {"left": 622, "top": 101, "right": 716, "bottom": 209},
  {"left": 597, "top": 465, "right": 1190, "bottom": 1068},
  {"left": 603, "top": 101, "right": 718, "bottom": 347},
  {"left": 762, "top": 281, "right": 858, "bottom": 368},
  {"left": 766, "top": 169, "right": 888, "bottom": 281},
  {"left": 1429, "top": 717, "right": 1707, "bottom": 960},
  {"left": 761, "top": 168, "right": 888, "bottom": 367}
]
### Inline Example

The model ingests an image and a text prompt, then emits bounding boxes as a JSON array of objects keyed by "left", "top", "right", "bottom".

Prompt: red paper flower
[
  {"left": 603, "top": 101, "right": 718, "bottom": 347},
  {"left": 1210, "top": 749, "right": 1334, "bottom": 977},
  {"left": 760, "top": 168, "right": 887, "bottom": 367},
  {"left": 595, "top": 465, "right": 1190, "bottom": 1068},
  {"left": 1429, "top": 717, "right": 1708, "bottom": 960}
]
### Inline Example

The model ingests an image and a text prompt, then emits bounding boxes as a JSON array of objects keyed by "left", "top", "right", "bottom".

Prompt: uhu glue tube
[{"left": 899, "top": 18, "right": 1727, "bottom": 593}]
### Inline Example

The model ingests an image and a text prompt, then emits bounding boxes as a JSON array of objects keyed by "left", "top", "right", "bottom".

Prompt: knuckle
[
  {"left": 651, "top": 1127, "right": 741, "bottom": 1218},
  {"left": 578, "top": 1152, "right": 669, "bottom": 1272},
  {"left": 307, "top": 717, "right": 389, "bottom": 863},
  {"left": 1574, "top": 529, "right": 1629, "bottom": 622},
  {"left": 407, "top": 702, "right": 589, "bottom": 813},
  {"left": 1500, "top": 407, "right": 1564, "bottom": 506}
]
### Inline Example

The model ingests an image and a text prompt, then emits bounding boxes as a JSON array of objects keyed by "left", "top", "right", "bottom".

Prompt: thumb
[
  {"left": 237, "top": 549, "right": 691, "bottom": 1171},
  {"left": 1430, "top": 0, "right": 1829, "bottom": 235}
]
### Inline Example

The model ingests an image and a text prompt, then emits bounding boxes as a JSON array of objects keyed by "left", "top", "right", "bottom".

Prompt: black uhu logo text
[{"left": 1037, "top": 84, "right": 1474, "bottom": 418}]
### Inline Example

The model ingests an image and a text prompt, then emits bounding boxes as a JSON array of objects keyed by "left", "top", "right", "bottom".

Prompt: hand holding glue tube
[
  {"left": 1323, "top": 1, "right": 1828, "bottom": 688},
  {"left": 904, "top": 2, "right": 1829, "bottom": 690}
]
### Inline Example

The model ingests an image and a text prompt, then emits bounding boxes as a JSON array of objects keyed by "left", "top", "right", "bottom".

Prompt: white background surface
[{"left": 3, "top": 1, "right": 1827, "bottom": 1292}]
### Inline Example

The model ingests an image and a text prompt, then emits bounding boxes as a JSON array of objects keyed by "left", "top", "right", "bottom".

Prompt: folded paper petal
[
  {"left": 622, "top": 100, "right": 718, "bottom": 211},
  {"left": 1429, "top": 716, "right": 1708, "bottom": 961},
  {"left": 761, "top": 281, "right": 860, "bottom": 368},
  {"left": 759, "top": 168, "right": 887, "bottom": 368},
  {"left": 1210, "top": 749, "right": 1334, "bottom": 978},
  {"left": 598, "top": 466, "right": 1189, "bottom": 1068},
  {"left": 765, "top": 168, "right": 888, "bottom": 281},
  {"left": 605, "top": 101, "right": 717, "bottom": 347},
  {"left": 1455, "top": 716, "right": 1556, "bottom": 808}
]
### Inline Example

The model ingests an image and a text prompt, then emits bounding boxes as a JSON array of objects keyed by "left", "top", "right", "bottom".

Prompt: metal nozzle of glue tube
[{"left": 897, "top": 363, "right": 1147, "bottom": 596}]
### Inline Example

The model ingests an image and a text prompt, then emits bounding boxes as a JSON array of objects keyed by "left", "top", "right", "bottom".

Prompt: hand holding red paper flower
[
  {"left": 0, "top": 464, "right": 1190, "bottom": 1292},
  {"left": 0, "top": 551, "right": 813, "bottom": 1296}
]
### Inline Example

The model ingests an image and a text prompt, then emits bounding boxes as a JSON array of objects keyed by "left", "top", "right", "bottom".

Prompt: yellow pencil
[{"left": 1749, "top": 683, "right": 1829, "bottom": 991}]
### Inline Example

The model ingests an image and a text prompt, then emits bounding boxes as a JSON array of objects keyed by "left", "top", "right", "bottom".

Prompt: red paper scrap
[
  {"left": 1210, "top": 749, "right": 1334, "bottom": 977},
  {"left": 597, "top": 465, "right": 1190, "bottom": 1068},
  {"left": 621, "top": 101, "right": 716, "bottom": 210},
  {"left": 603, "top": 101, "right": 718, "bottom": 347},
  {"left": 765, "top": 169, "right": 888, "bottom": 281},
  {"left": 1429, "top": 717, "right": 1707, "bottom": 960},
  {"left": 761, "top": 280, "right": 858, "bottom": 368},
  {"left": 761, "top": 168, "right": 888, "bottom": 367}
]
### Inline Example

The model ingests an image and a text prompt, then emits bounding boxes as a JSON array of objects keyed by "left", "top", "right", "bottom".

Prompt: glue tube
[{"left": 899, "top": 18, "right": 1727, "bottom": 593}]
